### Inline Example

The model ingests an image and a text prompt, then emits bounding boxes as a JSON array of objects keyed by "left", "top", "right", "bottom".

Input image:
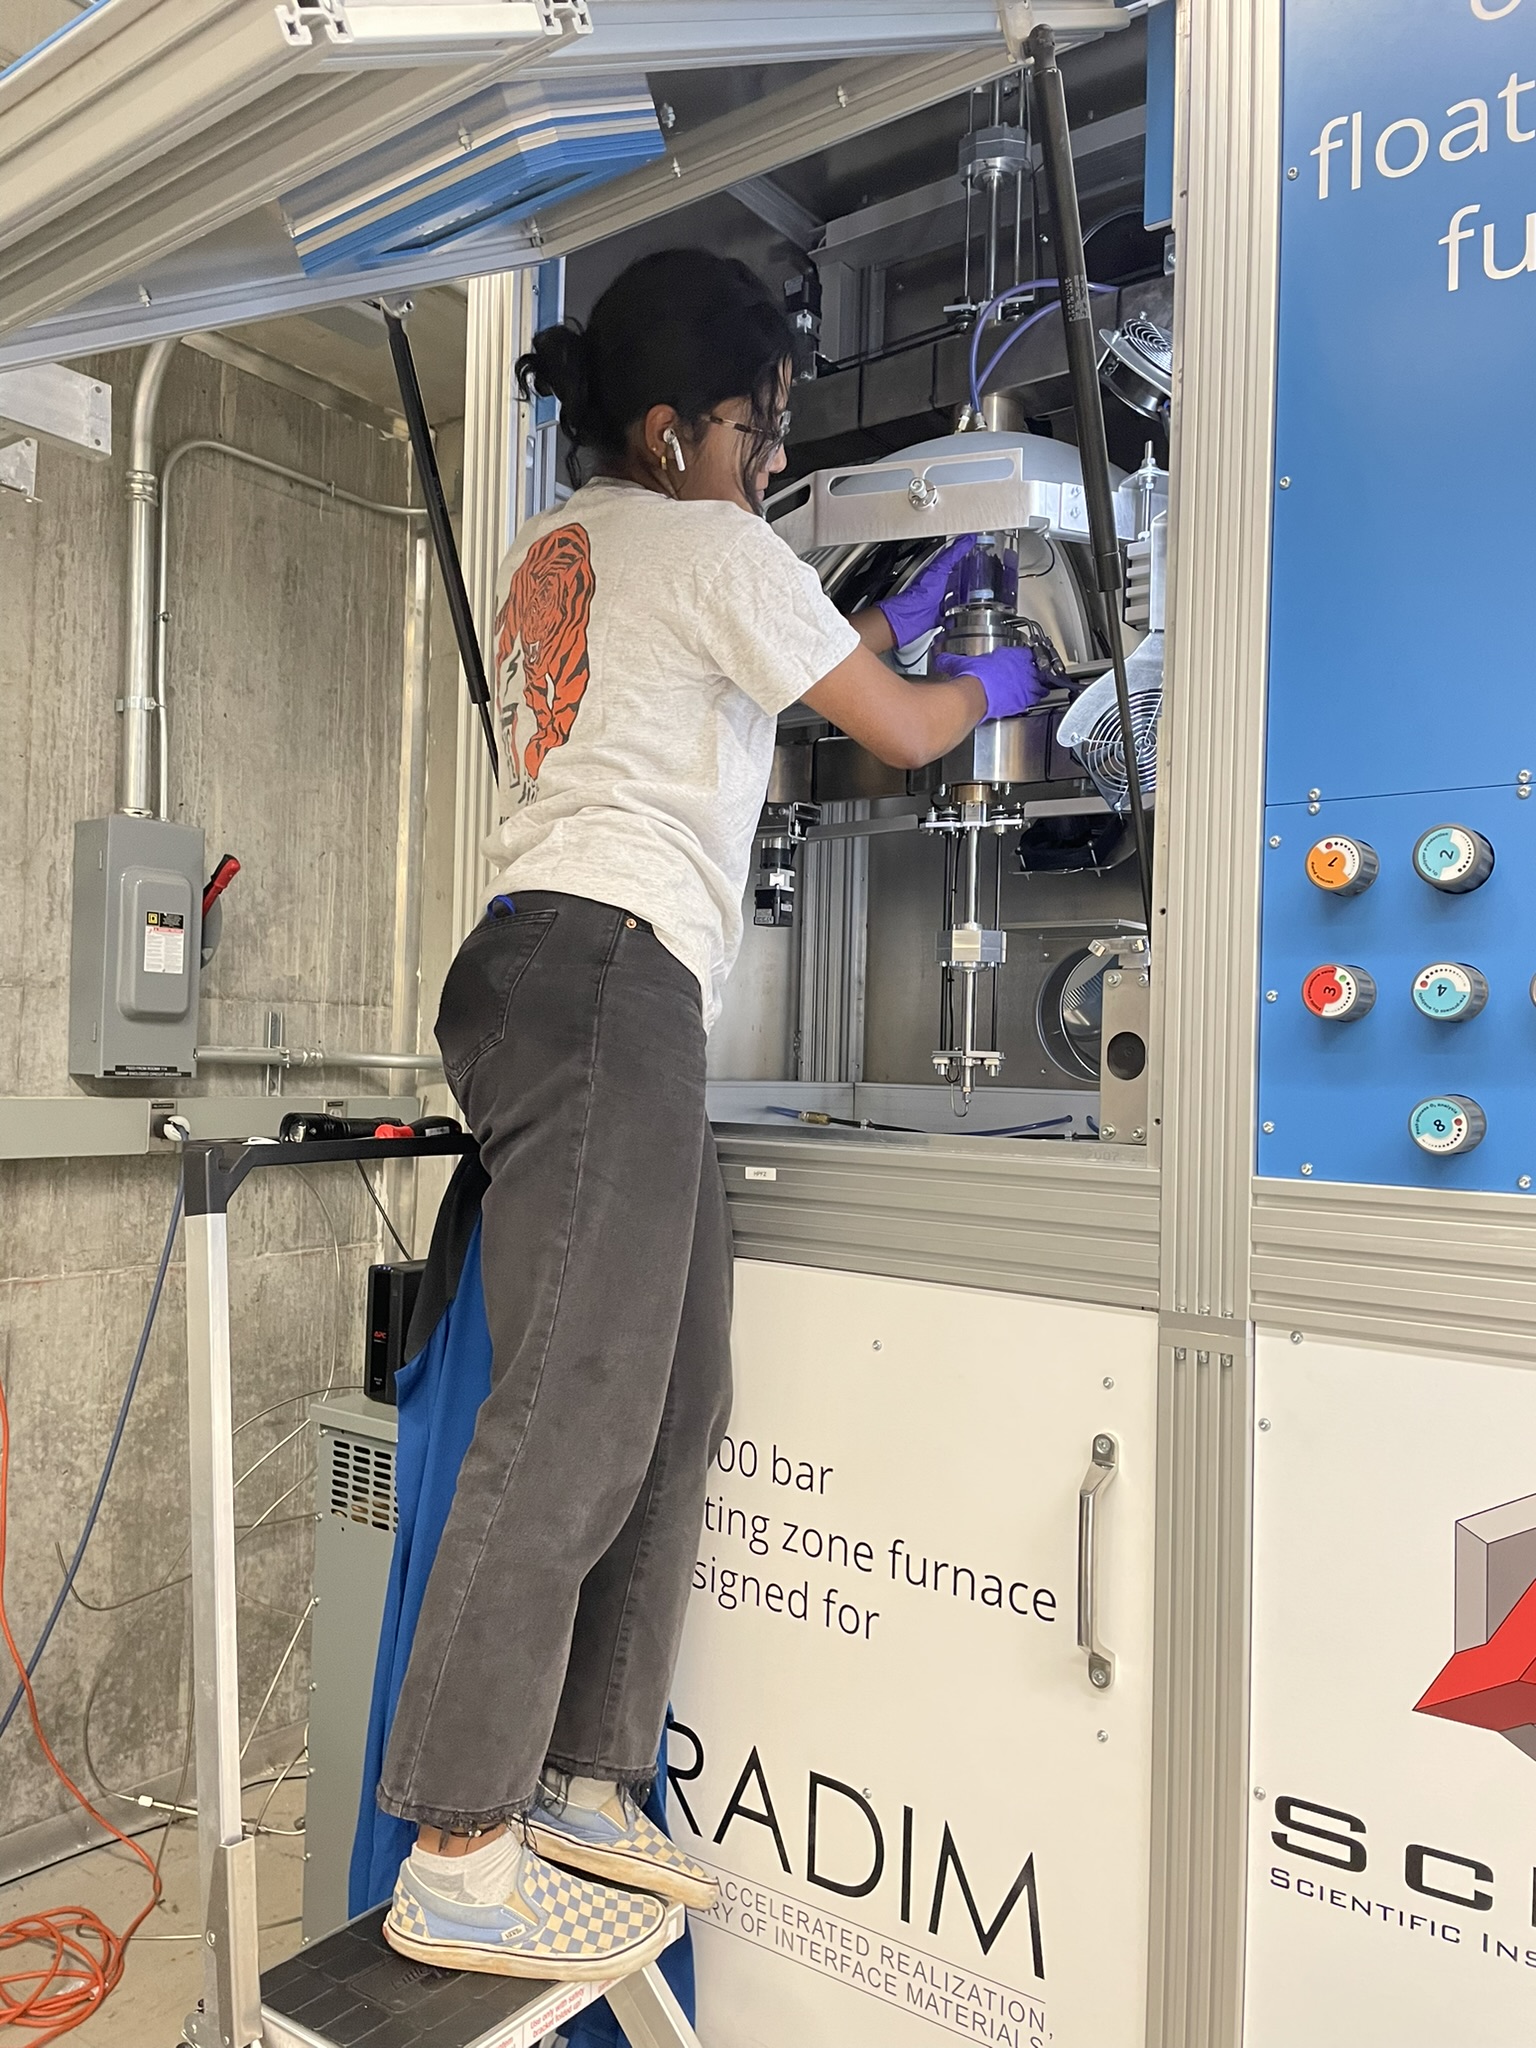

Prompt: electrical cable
[
  {"left": 0, "top": 1376, "right": 162, "bottom": 2043},
  {"left": 0, "top": 1181, "right": 183, "bottom": 1749},
  {"left": 240, "top": 1598, "right": 316, "bottom": 1762},
  {"left": 294, "top": 1169, "right": 346, "bottom": 1395},
  {"left": 233, "top": 1381, "right": 365, "bottom": 1440},
  {"left": 355, "top": 1160, "right": 411, "bottom": 1261},
  {"left": 58, "top": 1513, "right": 314, "bottom": 1618}
]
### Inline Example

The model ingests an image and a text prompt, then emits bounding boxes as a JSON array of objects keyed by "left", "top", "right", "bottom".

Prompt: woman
[{"left": 379, "top": 247, "right": 1041, "bottom": 1978}]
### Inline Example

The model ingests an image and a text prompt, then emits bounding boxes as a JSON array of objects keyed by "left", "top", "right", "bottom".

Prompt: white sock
[
  {"left": 410, "top": 1825, "right": 524, "bottom": 1905},
  {"left": 556, "top": 1774, "right": 621, "bottom": 1813}
]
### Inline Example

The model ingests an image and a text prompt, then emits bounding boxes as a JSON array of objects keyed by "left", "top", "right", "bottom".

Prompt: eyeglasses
[{"left": 704, "top": 410, "right": 793, "bottom": 449}]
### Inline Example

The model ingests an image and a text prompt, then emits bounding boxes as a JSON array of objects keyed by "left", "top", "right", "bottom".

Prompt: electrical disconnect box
[{"left": 69, "top": 815, "right": 204, "bottom": 1079}]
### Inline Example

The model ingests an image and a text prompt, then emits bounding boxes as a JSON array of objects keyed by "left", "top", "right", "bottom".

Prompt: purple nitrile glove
[
  {"left": 876, "top": 535, "right": 976, "bottom": 648},
  {"left": 931, "top": 646, "right": 1045, "bottom": 721}
]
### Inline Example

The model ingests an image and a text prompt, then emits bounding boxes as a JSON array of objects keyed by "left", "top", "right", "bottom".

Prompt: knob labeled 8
[{"left": 1408, "top": 1095, "right": 1486, "bottom": 1155}]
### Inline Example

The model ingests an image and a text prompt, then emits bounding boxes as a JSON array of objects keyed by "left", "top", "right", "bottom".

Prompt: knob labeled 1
[
  {"left": 1305, "top": 836, "right": 1378, "bottom": 895},
  {"left": 1413, "top": 824, "right": 1494, "bottom": 893},
  {"left": 1409, "top": 1096, "right": 1486, "bottom": 1155},
  {"left": 1412, "top": 962, "right": 1488, "bottom": 1021},
  {"left": 1302, "top": 963, "right": 1376, "bottom": 1019}
]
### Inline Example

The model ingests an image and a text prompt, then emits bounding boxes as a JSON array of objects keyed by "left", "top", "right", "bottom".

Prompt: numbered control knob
[
  {"left": 1412, "top": 962, "right": 1488, "bottom": 1022},
  {"left": 1413, "top": 824, "right": 1495, "bottom": 893},
  {"left": 1305, "top": 835, "right": 1379, "bottom": 895},
  {"left": 1409, "top": 1095, "right": 1487, "bottom": 1155},
  {"left": 1302, "top": 963, "right": 1376, "bottom": 1020}
]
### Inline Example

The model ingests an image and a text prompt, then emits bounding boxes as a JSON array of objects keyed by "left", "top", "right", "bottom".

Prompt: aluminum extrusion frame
[
  {"left": 715, "top": 1129, "right": 1161, "bottom": 1310},
  {"left": 453, "top": 268, "right": 536, "bottom": 948},
  {"left": 1145, "top": 1, "right": 1283, "bottom": 2043}
]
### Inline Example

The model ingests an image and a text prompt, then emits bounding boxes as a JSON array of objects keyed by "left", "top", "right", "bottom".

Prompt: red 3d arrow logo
[{"left": 1416, "top": 1493, "right": 1536, "bottom": 1763}]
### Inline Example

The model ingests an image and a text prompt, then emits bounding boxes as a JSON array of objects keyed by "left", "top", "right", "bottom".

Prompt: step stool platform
[{"left": 259, "top": 1902, "right": 687, "bottom": 2048}]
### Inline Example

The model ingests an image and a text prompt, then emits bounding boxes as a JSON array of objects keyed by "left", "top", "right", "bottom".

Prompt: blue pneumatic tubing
[{"left": 967, "top": 278, "right": 1117, "bottom": 413}]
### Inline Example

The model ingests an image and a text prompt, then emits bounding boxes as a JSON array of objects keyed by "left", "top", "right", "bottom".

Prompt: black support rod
[
  {"left": 381, "top": 307, "right": 500, "bottom": 779},
  {"left": 1027, "top": 24, "right": 1154, "bottom": 934}
]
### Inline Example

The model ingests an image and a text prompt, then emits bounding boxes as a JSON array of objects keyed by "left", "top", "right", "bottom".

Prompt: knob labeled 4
[{"left": 1412, "top": 962, "right": 1488, "bottom": 1022}]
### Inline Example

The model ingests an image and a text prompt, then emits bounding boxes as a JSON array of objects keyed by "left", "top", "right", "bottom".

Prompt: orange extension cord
[{"left": 0, "top": 1376, "right": 162, "bottom": 2042}]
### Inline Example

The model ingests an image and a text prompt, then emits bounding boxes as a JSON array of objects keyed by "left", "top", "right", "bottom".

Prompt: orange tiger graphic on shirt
[{"left": 493, "top": 524, "right": 596, "bottom": 794}]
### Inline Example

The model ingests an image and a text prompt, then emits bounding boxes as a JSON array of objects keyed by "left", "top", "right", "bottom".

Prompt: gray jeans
[{"left": 378, "top": 892, "right": 732, "bottom": 1833}]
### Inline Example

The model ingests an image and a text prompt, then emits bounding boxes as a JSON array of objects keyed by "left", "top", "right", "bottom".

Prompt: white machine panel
[
  {"left": 1246, "top": 1332, "right": 1536, "bottom": 2047},
  {"left": 669, "top": 1263, "right": 1158, "bottom": 2048}
]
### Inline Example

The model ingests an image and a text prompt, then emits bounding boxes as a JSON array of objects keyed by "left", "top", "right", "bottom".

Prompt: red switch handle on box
[{"left": 202, "top": 853, "right": 241, "bottom": 918}]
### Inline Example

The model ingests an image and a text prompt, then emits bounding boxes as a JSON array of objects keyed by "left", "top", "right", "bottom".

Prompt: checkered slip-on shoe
[
  {"left": 383, "top": 1845, "right": 670, "bottom": 1979},
  {"left": 527, "top": 1786, "right": 720, "bottom": 1910}
]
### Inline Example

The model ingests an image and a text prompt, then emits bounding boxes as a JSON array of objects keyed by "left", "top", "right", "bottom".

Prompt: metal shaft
[
  {"left": 1027, "top": 24, "right": 1155, "bottom": 934},
  {"left": 382, "top": 310, "right": 500, "bottom": 779},
  {"left": 120, "top": 338, "right": 178, "bottom": 818},
  {"left": 961, "top": 826, "right": 981, "bottom": 1093},
  {"left": 184, "top": 1205, "right": 262, "bottom": 2047}
]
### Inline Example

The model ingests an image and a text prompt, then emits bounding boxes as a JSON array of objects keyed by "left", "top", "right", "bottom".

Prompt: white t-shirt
[{"left": 480, "top": 478, "right": 859, "bottom": 1029}]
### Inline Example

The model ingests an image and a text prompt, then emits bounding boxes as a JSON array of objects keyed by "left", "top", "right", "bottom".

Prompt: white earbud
[{"left": 663, "top": 428, "right": 687, "bottom": 474}]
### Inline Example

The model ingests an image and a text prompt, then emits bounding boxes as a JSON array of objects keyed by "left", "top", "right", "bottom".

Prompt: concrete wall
[{"left": 0, "top": 346, "right": 418, "bottom": 1840}]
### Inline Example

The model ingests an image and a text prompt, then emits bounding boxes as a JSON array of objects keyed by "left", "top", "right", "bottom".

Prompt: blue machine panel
[
  {"left": 1260, "top": 0, "right": 1536, "bottom": 1191},
  {"left": 1259, "top": 787, "right": 1536, "bottom": 1192}
]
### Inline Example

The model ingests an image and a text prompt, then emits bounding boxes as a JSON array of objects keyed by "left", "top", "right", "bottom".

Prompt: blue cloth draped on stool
[{"left": 348, "top": 1158, "right": 695, "bottom": 2045}]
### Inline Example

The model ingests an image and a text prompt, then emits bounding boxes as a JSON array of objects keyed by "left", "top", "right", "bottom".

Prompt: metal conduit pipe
[
  {"left": 196, "top": 1046, "right": 442, "bottom": 1070},
  {"left": 153, "top": 439, "right": 425, "bottom": 819},
  {"left": 121, "top": 337, "right": 180, "bottom": 817}
]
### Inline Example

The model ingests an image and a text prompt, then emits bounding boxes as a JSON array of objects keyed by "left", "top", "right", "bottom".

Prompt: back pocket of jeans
[{"left": 435, "top": 908, "right": 558, "bottom": 1090}]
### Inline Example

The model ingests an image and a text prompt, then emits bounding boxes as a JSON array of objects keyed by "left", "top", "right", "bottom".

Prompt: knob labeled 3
[{"left": 1301, "top": 963, "right": 1376, "bottom": 1020}]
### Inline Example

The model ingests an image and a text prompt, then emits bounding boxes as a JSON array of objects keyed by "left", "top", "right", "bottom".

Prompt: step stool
[
  {"left": 259, "top": 1900, "right": 693, "bottom": 2048},
  {"left": 178, "top": 1136, "right": 702, "bottom": 2048}
]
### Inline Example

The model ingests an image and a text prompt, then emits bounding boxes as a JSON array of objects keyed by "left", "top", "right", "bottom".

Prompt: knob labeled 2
[
  {"left": 1305, "top": 836, "right": 1378, "bottom": 895},
  {"left": 1409, "top": 1096, "right": 1486, "bottom": 1154},
  {"left": 1301, "top": 963, "right": 1376, "bottom": 1020},
  {"left": 1413, "top": 824, "right": 1494, "bottom": 893},
  {"left": 1412, "top": 962, "right": 1488, "bottom": 1021}
]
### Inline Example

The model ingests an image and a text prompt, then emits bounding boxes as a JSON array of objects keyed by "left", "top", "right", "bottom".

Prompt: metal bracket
[
  {"left": 0, "top": 440, "right": 37, "bottom": 499},
  {"left": 182, "top": 1838, "right": 262, "bottom": 2048},
  {"left": 1089, "top": 930, "right": 1152, "bottom": 971},
  {"left": 999, "top": 1, "right": 1133, "bottom": 61},
  {"left": 0, "top": 364, "right": 111, "bottom": 460}
]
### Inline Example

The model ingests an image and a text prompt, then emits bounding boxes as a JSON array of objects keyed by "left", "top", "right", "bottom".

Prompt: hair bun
[{"left": 516, "top": 321, "right": 591, "bottom": 433}]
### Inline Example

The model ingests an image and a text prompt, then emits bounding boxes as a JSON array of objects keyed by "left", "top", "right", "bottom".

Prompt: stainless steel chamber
[{"left": 711, "top": 427, "right": 1163, "bottom": 1140}]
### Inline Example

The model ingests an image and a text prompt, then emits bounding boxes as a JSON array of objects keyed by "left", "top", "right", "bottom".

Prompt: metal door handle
[{"left": 1077, "top": 1432, "right": 1118, "bottom": 1690}]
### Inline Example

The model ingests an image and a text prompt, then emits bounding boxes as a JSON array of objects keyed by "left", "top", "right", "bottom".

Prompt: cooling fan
[{"left": 1057, "top": 632, "right": 1164, "bottom": 815}]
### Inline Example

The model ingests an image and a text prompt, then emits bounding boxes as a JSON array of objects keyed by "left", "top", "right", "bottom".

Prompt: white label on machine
[
  {"left": 1246, "top": 1333, "right": 1536, "bottom": 2047},
  {"left": 142, "top": 912, "right": 185, "bottom": 975},
  {"left": 670, "top": 1262, "right": 1158, "bottom": 2048}
]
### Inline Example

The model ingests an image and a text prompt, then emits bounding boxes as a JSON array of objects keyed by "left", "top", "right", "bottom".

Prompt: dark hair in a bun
[{"left": 515, "top": 247, "right": 797, "bottom": 488}]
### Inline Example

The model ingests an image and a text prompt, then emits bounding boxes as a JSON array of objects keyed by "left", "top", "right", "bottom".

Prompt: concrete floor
[{"left": 0, "top": 1769, "right": 307, "bottom": 2046}]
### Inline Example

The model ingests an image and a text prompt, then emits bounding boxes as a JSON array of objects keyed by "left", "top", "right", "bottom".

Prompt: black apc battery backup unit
[{"left": 365, "top": 1259, "right": 424, "bottom": 1404}]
